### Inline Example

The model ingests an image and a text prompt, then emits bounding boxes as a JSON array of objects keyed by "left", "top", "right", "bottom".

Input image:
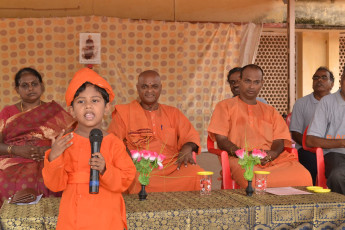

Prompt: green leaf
[
  {"left": 140, "top": 159, "right": 150, "bottom": 168},
  {"left": 238, "top": 158, "right": 246, "bottom": 167},
  {"left": 142, "top": 167, "right": 151, "bottom": 175},
  {"left": 138, "top": 174, "right": 150, "bottom": 185},
  {"left": 132, "top": 150, "right": 166, "bottom": 186},
  {"left": 243, "top": 162, "right": 254, "bottom": 181},
  {"left": 238, "top": 152, "right": 260, "bottom": 181},
  {"left": 151, "top": 160, "right": 158, "bottom": 168}
]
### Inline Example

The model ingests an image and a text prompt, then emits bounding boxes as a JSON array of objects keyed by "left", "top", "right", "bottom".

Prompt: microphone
[{"left": 89, "top": 128, "right": 103, "bottom": 194}]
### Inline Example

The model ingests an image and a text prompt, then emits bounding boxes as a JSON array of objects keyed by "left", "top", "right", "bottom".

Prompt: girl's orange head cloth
[{"left": 65, "top": 68, "right": 115, "bottom": 106}]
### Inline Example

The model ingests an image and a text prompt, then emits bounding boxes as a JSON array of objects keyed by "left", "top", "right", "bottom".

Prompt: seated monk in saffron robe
[
  {"left": 108, "top": 70, "right": 204, "bottom": 194},
  {"left": 208, "top": 64, "right": 312, "bottom": 188}
]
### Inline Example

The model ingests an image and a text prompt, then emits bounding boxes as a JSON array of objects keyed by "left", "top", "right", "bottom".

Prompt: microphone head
[{"left": 89, "top": 128, "right": 103, "bottom": 143}]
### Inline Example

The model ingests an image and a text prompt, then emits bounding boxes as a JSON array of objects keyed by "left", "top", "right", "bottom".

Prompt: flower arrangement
[
  {"left": 130, "top": 150, "right": 166, "bottom": 186},
  {"left": 235, "top": 148, "right": 267, "bottom": 181}
]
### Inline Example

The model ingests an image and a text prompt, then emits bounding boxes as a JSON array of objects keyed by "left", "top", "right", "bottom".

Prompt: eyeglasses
[
  {"left": 312, "top": 75, "right": 329, "bottom": 81},
  {"left": 18, "top": 81, "right": 40, "bottom": 90}
]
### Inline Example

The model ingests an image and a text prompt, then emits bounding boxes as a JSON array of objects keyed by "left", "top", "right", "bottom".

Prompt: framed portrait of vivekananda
[{"left": 79, "top": 33, "right": 101, "bottom": 64}]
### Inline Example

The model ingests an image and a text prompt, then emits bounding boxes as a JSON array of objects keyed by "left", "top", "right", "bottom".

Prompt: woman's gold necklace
[{"left": 21, "top": 101, "right": 41, "bottom": 112}]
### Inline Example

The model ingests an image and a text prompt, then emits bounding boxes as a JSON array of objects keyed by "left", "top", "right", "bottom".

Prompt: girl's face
[
  {"left": 15, "top": 74, "right": 44, "bottom": 103},
  {"left": 69, "top": 85, "right": 110, "bottom": 132}
]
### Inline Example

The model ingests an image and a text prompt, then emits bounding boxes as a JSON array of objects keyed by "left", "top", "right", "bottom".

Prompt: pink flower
[
  {"left": 157, "top": 154, "right": 166, "bottom": 169},
  {"left": 130, "top": 150, "right": 141, "bottom": 161},
  {"left": 235, "top": 149, "right": 246, "bottom": 159},
  {"left": 149, "top": 151, "right": 158, "bottom": 161},
  {"left": 157, "top": 161, "right": 163, "bottom": 169},
  {"left": 157, "top": 154, "right": 166, "bottom": 162},
  {"left": 252, "top": 149, "right": 267, "bottom": 159},
  {"left": 141, "top": 150, "right": 150, "bottom": 160}
]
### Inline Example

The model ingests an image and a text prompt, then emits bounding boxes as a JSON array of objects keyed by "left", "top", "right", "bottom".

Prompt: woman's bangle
[{"left": 7, "top": 145, "right": 13, "bottom": 156}]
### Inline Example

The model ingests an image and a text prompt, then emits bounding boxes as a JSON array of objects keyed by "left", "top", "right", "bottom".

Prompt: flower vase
[
  {"left": 246, "top": 180, "right": 254, "bottom": 196},
  {"left": 138, "top": 184, "right": 148, "bottom": 201}
]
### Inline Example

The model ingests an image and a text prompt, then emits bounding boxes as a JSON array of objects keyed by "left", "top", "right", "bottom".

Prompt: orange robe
[
  {"left": 208, "top": 97, "right": 312, "bottom": 188},
  {"left": 108, "top": 100, "right": 204, "bottom": 194},
  {"left": 42, "top": 133, "right": 136, "bottom": 230}
]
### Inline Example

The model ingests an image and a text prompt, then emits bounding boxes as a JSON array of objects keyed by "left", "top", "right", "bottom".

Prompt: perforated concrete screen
[
  {"left": 339, "top": 36, "right": 345, "bottom": 77},
  {"left": 255, "top": 33, "right": 289, "bottom": 115}
]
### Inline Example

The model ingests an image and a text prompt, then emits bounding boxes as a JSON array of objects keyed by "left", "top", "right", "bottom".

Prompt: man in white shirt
[
  {"left": 290, "top": 67, "right": 334, "bottom": 185},
  {"left": 306, "top": 68, "right": 345, "bottom": 194}
]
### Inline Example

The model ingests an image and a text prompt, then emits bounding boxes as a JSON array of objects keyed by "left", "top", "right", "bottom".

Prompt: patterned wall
[
  {"left": 339, "top": 35, "right": 345, "bottom": 77},
  {"left": 255, "top": 33, "right": 289, "bottom": 115},
  {"left": 0, "top": 16, "right": 251, "bottom": 149}
]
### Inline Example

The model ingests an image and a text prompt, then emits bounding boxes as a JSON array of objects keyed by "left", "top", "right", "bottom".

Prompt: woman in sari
[{"left": 0, "top": 67, "right": 75, "bottom": 204}]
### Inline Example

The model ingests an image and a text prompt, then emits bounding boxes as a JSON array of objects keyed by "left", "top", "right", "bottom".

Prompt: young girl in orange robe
[{"left": 43, "top": 68, "right": 136, "bottom": 230}]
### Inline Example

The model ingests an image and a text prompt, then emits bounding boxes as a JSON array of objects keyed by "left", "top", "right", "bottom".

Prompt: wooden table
[{"left": 1, "top": 189, "right": 345, "bottom": 229}]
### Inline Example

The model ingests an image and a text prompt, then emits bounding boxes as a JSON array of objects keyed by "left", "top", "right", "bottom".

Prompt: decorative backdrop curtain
[
  {"left": 0, "top": 16, "right": 262, "bottom": 149},
  {"left": 239, "top": 23, "right": 263, "bottom": 66}
]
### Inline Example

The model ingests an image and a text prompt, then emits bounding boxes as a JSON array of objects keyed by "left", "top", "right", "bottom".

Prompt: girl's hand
[
  {"left": 48, "top": 130, "right": 73, "bottom": 162},
  {"left": 89, "top": 152, "right": 106, "bottom": 175}
]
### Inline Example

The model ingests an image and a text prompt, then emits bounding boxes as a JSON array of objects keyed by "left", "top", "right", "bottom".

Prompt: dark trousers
[
  {"left": 298, "top": 148, "right": 317, "bottom": 185},
  {"left": 325, "top": 152, "right": 345, "bottom": 195}
]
